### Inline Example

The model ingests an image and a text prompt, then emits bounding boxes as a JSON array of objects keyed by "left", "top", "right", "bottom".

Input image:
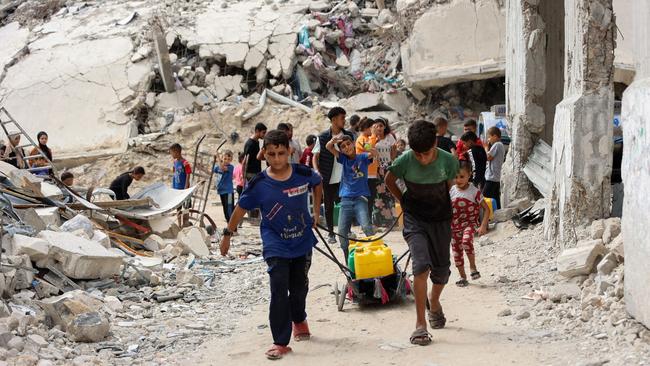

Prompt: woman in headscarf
[
  {"left": 29, "top": 131, "right": 53, "bottom": 175},
  {"left": 2, "top": 132, "right": 27, "bottom": 169}
]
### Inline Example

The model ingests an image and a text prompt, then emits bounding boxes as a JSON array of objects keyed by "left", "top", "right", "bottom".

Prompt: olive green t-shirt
[{"left": 388, "top": 149, "right": 459, "bottom": 221}]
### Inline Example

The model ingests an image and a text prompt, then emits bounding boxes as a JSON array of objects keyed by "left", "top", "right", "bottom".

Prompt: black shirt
[
  {"left": 465, "top": 146, "right": 487, "bottom": 186},
  {"left": 243, "top": 138, "right": 261, "bottom": 175},
  {"left": 436, "top": 136, "right": 455, "bottom": 154},
  {"left": 109, "top": 173, "right": 133, "bottom": 200}
]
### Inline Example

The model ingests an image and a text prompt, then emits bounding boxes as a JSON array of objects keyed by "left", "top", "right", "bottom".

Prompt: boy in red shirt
[{"left": 455, "top": 119, "right": 483, "bottom": 160}]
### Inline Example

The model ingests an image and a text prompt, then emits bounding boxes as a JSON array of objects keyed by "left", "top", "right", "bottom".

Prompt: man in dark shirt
[
  {"left": 433, "top": 117, "right": 456, "bottom": 154},
  {"left": 109, "top": 167, "right": 145, "bottom": 200},
  {"left": 243, "top": 123, "right": 267, "bottom": 181}
]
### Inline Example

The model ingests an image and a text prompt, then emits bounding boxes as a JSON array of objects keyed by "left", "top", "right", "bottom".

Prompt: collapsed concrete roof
[{"left": 401, "top": 0, "right": 635, "bottom": 89}]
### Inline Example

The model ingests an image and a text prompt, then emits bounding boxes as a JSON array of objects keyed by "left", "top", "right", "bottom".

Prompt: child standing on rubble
[
  {"left": 326, "top": 135, "right": 376, "bottom": 259},
  {"left": 384, "top": 120, "right": 458, "bottom": 346},
  {"left": 169, "top": 143, "right": 192, "bottom": 190},
  {"left": 450, "top": 161, "right": 489, "bottom": 287},
  {"left": 219, "top": 130, "right": 323, "bottom": 360},
  {"left": 483, "top": 127, "right": 505, "bottom": 209},
  {"left": 213, "top": 150, "right": 235, "bottom": 223}
]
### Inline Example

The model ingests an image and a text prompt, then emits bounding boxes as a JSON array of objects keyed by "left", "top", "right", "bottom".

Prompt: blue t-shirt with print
[
  {"left": 172, "top": 158, "right": 191, "bottom": 190},
  {"left": 213, "top": 164, "right": 234, "bottom": 195},
  {"left": 238, "top": 164, "right": 322, "bottom": 259},
  {"left": 338, "top": 153, "right": 371, "bottom": 198}
]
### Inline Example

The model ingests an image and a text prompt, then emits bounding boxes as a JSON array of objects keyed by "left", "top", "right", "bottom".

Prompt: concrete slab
[
  {"left": 177, "top": 227, "right": 210, "bottom": 257},
  {"left": 38, "top": 231, "right": 123, "bottom": 280}
]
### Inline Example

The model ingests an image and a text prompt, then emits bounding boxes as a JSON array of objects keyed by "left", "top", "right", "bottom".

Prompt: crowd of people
[{"left": 209, "top": 107, "right": 506, "bottom": 358}]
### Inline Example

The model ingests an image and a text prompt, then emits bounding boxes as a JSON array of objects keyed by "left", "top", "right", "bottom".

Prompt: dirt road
[{"left": 192, "top": 226, "right": 577, "bottom": 366}]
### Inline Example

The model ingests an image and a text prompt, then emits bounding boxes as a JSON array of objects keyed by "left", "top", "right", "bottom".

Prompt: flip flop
[
  {"left": 428, "top": 309, "right": 446, "bottom": 329},
  {"left": 265, "top": 345, "right": 292, "bottom": 360},
  {"left": 292, "top": 321, "right": 311, "bottom": 341},
  {"left": 409, "top": 328, "right": 432, "bottom": 346},
  {"left": 471, "top": 271, "right": 481, "bottom": 280},
  {"left": 456, "top": 278, "right": 469, "bottom": 287}
]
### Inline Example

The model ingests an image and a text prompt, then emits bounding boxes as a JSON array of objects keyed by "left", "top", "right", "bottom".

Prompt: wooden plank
[{"left": 67, "top": 198, "right": 154, "bottom": 210}]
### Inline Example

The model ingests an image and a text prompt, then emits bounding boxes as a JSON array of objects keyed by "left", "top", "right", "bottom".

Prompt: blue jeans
[{"left": 338, "top": 196, "right": 374, "bottom": 259}]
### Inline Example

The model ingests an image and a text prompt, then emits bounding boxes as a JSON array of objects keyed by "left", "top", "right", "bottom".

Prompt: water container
[
  {"left": 484, "top": 197, "right": 496, "bottom": 220},
  {"left": 353, "top": 244, "right": 394, "bottom": 280}
]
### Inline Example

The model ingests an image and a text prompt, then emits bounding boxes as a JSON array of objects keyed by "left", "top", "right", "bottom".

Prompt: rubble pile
[
  {"left": 488, "top": 216, "right": 650, "bottom": 364},
  {"left": 0, "top": 162, "right": 271, "bottom": 365}
]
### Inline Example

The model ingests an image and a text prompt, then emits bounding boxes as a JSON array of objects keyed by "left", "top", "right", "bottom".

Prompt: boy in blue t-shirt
[
  {"left": 169, "top": 143, "right": 192, "bottom": 190},
  {"left": 213, "top": 150, "right": 235, "bottom": 222},
  {"left": 220, "top": 130, "right": 323, "bottom": 360},
  {"left": 326, "top": 135, "right": 376, "bottom": 258}
]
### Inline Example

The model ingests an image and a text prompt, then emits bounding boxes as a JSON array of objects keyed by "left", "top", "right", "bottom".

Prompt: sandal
[
  {"left": 409, "top": 328, "right": 432, "bottom": 346},
  {"left": 428, "top": 309, "right": 446, "bottom": 329},
  {"left": 471, "top": 271, "right": 481, "bottom": 280},
  {"left": 265, "top": 345, "right": 292, "bottom": 360},
  {"left": 455, "top": 278, "right": 469, "bottom": 287},
  {"left": 292, "top": 321, "right": 311, "bottom": 341}
]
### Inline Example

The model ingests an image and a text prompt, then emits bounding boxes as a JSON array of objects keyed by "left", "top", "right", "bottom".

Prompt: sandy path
[{"left": 193, "top": 227, "right": 574, "bottom": 366}]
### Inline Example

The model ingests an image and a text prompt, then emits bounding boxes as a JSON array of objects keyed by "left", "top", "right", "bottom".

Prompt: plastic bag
[{"left": 60, "top": 214, "right": 94, "bottom": 238}]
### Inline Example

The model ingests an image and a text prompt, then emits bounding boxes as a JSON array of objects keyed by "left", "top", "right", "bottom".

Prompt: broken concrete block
[
  {"left": 244, "top": 47, "right": 265, "bottom": 71},
  {"left": 0, "top": 324, "right": 12, "bottom": 348},
  {"left": 153, "top": 26, "right": 175, "bottom": 93},
  {"left": 34, "top": 208, "right": 60, "bottom": 227},
  {"left": 156, "top": 90, "right": 195, "bottom": 112},
  {"left": 342, "top": 92, "right": 382, "bottom": 111},
  {"left": 33, "top": 279, "right": 59, "bottom": 299},
  {"left": 609, "top": 234, "right": 624, "bottom": 261},
  {"left": 176, "top": 227, "right": 210, "bottom": 257},
  {"left": 336, "top": 52, "right": 350, "bottom": 68},
  {"left": 148, "top": 216, "right": 180, "bottom": 239},
  {"left": 11, "top": 235, "right": 49, "bottom": 263},
  {"left": 38, "top": 231, "right": 123, "bottom": 280},
  {"left": 26, "top": 334, "right": 48, "bottom": 349},
  {"left": 549, "top": 283, "right": 582, "bottom": 302},
  {"left": 590, "top": 219, "right": 605, "bottom": 240},
  {"left": 91, "top": 230, "right": 110, "bottom": 249},
  {"left": 102, "top": 296, "right": 123, "bottom": 313},
  {"left": 176, "top": 270, "right": 203, "bottom": 286},
  {"left": 180, "top": 121, "right": 203, "bottom": 136},
  {"left": 602, "top": 217, "right": 621, "bottom": 244},
  {"left": 381, "top": 91, "right": 411, "bottom": 117},
  {"left": 557, "top": 240, "right": 607, "bottom": 278},
  {"left": 506, "top": 197, "right": 534, "bottom": 212},
  {"left": 67, "top": 312, "right": 109, "bottom": 343},
  {"left": 492, "top": 208, "right": 518, "bottom": 223},
  {"left": 596, "top": 252, "right": 619, "bottom": 276},
  {"left": 7, "top": 336, "right": 23, "bottom": 351},
  {"left": 143, "top": 234, "right": 164, "bottom": 251},
  {"left": 4, "top": 255, "right": 34, "bottom": 291},
  {"left": 37, "top": 290, "right": 109, "bottom": 342},
  {"left": 16, "top": 209, "right": 46, "bottom": 232},
  {"left": 60, "top": 215, "right": 94, "bottom": 238}
]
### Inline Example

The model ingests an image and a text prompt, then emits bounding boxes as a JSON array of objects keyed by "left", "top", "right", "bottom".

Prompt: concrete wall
[
  {"left": 403, "top": 0, "right": 634, "bottom": 89},
  {"left": 622, "top": 0, "right": 650, "bottom": 329},
  {"left": 544, "top": 0, "right": 615, "bottom": 246},
  {"left": 539, "top": 0, "right": 565, "bottom": 144},
  {"left": 402, "top": 0, "right": 506, "bottom": 88}
]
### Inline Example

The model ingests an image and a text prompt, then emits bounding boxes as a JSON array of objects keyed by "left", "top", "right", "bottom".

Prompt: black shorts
[{"left": 402, "top": 213, "right": 452, "bottom": 285}]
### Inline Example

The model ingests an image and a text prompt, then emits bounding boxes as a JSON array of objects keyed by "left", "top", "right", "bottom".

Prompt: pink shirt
[{"left": 233, "top": 164, "right": 244, "bottom": 187}]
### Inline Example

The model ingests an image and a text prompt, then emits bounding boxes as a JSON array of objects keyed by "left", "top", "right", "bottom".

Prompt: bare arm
[
  {"left": 256, "top": 147, "right": 265, "bottom": 161},
  {"left": 385, "top": 171, "right": 402, "bottom": 203},
  {"left": 325, "top": 138, "right": 340, "bottom": 159},
  {"left": 390, "top": 144, "right": 397, "bottom": 160},
  {"left": 219, "top": 205, "right": 247, "bottom": 256},
  {"left": 312, "top": 183, "right": 323, "bottom": 228},
  {"left": 312, "top": 152, "right": 320, "bottom": 173},
  {"left": 478, "top": 199, "right": 490, "bottom": 235}
]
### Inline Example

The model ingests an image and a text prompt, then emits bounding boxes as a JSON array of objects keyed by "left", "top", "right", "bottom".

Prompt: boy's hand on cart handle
[
  {"left": 312, "top": 215, "right": 320, "bottom": 229},
  {"left": 220, "top": 236, "right": 231, "bottom": 256}
]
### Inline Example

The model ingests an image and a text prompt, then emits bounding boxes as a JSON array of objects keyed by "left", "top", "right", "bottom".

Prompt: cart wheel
[{"left": 337, "top": 283, "right": 347, "bottom": 312}]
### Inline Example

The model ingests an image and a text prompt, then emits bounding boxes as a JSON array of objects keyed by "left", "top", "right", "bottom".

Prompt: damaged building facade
[{"left": 502, "top": 0, "right": 650, "bottom": 329}]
